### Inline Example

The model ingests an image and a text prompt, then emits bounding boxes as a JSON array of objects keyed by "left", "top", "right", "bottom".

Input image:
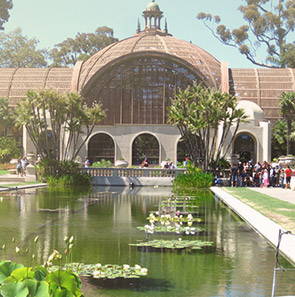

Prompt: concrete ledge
[
  {"left": 92, "top": 176, "right": 173, "bottom": 186},
  {"left": 211, "top": 186, "right": 295, "bottom": 265}
]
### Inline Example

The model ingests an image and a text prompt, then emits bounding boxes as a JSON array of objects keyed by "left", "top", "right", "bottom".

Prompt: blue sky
[{"left": 4, "top": 0, "right": 255, "bottom": 68}]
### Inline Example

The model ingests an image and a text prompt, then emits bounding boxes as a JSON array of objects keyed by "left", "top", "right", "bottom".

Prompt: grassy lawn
[
  {"left": 224, "top": 187, "right": 295, "bottom": 232},
  {"left": 0, "top": 169, "right": 9, "bottom": 176}
]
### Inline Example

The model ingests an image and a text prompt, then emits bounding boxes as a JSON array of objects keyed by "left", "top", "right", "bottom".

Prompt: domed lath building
[{"left": 5, "top": 1, "right": 293, "bottom": 165}]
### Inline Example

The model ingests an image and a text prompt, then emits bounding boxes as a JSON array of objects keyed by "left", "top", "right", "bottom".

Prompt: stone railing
[{"left": 79, "top": 167, "right": 186, "bottom": 178}]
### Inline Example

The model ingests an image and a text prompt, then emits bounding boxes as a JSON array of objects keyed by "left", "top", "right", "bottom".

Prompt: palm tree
[{"left": 279, "top": 91, "right": 295, "bottom": 155}]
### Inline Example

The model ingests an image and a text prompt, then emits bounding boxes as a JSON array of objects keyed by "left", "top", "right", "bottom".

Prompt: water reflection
[{"left": 0, "top": 187, "right": 293, "bottom": 296}]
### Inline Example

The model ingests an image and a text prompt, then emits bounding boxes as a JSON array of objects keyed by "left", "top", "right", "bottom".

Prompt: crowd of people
[{"left": 229, "top": 160, "right": 294, "bottom": 189}]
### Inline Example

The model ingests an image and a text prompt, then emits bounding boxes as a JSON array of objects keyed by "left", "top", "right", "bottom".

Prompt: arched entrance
[
  {"left": 177, "top": 137, "right": 190, "bottom": 164},
  {"left": 233, "top": 133, "right": 256, "bottom": 163},
  {"left": 88, "top": 133, "right": 115, "bottom": 164},
  {"left": 132, "top": 133, "right": 159, "bottom": 166}
]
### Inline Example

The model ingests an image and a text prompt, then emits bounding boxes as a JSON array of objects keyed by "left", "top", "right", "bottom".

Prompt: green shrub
[
  {"left": 35, "top": 158, "right": 59, "bottom": 181},
  {"left": 36, "top": 158, "right": 91, "bottom": 187},
  {"left": 0, "top": 137, "right": 21, "bottom": 163},
  {"left": 47, "top": 172, "right": 91, "bottom": 187},
  {"left": 173, "top": 162, "right": 214, "bottom": 192},
  {"left": 91, "top": 159, "right": 112, "bottom": 168}
]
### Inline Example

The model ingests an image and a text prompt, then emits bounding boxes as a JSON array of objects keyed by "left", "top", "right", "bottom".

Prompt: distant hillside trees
[
  {"left": 0, "top": 26, "right": 118, "bottom": 68},
  {"left": 0, "top": 0, "right": 13, "bottom": 30}
]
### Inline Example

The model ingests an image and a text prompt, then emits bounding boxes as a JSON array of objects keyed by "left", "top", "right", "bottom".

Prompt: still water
[{"left": 0, "top": 186, "right": 294, "bottom": 296}]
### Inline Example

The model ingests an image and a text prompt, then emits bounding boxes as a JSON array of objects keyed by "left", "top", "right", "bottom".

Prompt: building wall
[{"left": 79, "top": 125, "right": 181, "bottom": 166}]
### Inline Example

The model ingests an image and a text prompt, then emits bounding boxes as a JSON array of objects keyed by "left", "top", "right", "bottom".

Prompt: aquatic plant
[
  {"left": 137, "top": 225, "right": 204, "bottom": 234},
  {"left": 50, "top": 263, "right": 148, "bottom": 280},
  {"left": 129, "top": 239, "right": 213, "bottom": 250},
  {"left": 147, "top": 212, "right": 201, "bottom": 225},
  {"left": 0, "top": 259, "right": 83, "bottom": 297}
]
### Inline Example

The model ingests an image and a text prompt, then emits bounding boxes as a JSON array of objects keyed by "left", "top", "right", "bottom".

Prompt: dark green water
[{"left": 0, "top": 186, "right": 294, "bottom": 297}]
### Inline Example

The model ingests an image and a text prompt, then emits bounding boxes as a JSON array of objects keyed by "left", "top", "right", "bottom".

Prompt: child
[{"left": 17, "top": 159, "right": 22, "bottom": 175}]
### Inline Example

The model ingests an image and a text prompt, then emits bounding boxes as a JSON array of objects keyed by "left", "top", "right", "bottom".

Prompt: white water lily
[
  {"left": 135, "top": 264, "right": 141, "bottom": 270},
  {"left": 141, "top": 268, "right": 148, "bottom": 275},
  {"left": 123, "top": 264, "right": 130, "bottom": 270},
  {"left": 178, "top": 238, "right": 182, "bottom": 241},
  {"left": 96, "top": 263, "right": 102, "bottom": 269},
  {"left": 93, "top": 270, "right": 101, "bottom": 277}
]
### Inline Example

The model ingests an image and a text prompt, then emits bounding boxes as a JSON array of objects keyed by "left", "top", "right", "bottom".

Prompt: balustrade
[{"left": 80, "top": 167, "right": 186, "bottom": 178}]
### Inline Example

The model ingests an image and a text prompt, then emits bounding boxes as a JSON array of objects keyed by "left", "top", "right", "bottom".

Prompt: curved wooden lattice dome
[
  {"left": 77, "top": 31, "right": 222, "bottom": 93},
  {"left": 0, "top": 68, "right": 73, "bottom": 106},
  {"left": 229, "top": 68, "right": 295, "bottom": 120}
]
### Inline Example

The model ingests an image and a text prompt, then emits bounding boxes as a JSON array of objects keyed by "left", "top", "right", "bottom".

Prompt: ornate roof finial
[
  {"left": 136, "top": 18, "right": 141, "bottom": 33},
  {"left": 165, "top": 18, "right": 168, "bottom": 33}
]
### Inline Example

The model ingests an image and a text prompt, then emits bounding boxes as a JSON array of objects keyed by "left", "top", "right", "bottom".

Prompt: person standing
[
  {"left": 285, "top": 165, "right": 292, "bottom": 189},
  {"left": 16, "top": 159, "right": 22, "bottom": 175},
  {"left": 274, "top": 165, "right": 280, "bottom": 187},
  {"left": 20, "top": 156, "right": 28, "bottom": 177},
  {"left": 230, "top": 164, "right": 238, "bottom": 188},
  {"left": 84, "top": 157, "right": 90, "bottom": 168},
  {"left": 280, "top": 168, "right": 285, "bottom": 189},
  {"left": 263, "top": 169, "right": 269, "bottom": 188}
]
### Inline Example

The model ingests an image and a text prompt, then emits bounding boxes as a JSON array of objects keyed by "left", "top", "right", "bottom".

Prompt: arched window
[
  {"left": 85, "top": 57, "right": 202, "bottom": 125},
  {"left": 233, "top": 133, "right": 256, "bottom": 163},
  {"left": 88, "top": 133, "right": 115, "bottom": 164},
  {"left": 177, "top": 137, "right": 190, "bottom": 164},
  {"left": 132, "top": 133, "right": 159, "bottom": 166}
]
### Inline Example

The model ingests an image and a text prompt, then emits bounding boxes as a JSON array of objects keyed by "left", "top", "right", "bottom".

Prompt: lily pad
[
  {"left": 49, "top": 263, "right": 148, "bottom": 280},
  {"left": 129, "top": 239, "right": 213, "bottom": 250},
  {"left": 137, "top": 225, "right": 204, "bottom": 234}
]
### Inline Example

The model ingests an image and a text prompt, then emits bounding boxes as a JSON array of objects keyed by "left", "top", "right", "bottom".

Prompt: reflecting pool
[{"left": 0, "top": 186, "right": 294, "bottom": 296}]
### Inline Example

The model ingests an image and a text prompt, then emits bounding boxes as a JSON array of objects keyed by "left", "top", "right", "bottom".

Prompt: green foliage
[
  {"left": 0, "top": 137, "right": 21, "bottom": 163},
  {"left": 278, "top": 91, "right": 295, "bottom": 155},
  {"left": 129, "top": 239, "right": 213, "bottom": 250},
  {"left": 50, "top": 26, "right": 118, "bottom": 67},
  {"left": 0, "top": 98, "right": 14, "bottom": 137},
  {"left": 169, "top": 84, "right": 247, "bottom": 171},
  {"left": 0, "top": 260, "right": 83, "bottom": 297},
  {"left": 14, "top": 90, "right": 105, "bottom": 162},
  {"left": 0, "top": 28, "right": 47, "bottom": 67},
  {"left": 0, "top": 0, "right": 13, "bottom": 30},
  {"left": 50, "top": 263, "right": 148, "bottom": 280},
  {"left": 173, "top": 162, "right": 214, "bottom": 191},
  {"left": 216, "top": 157, "right": 231, "bottom": 170},
  {"left": 91, "top": 159, "right": 112, "bottom": 168},
  {"left": 272, "top": 119, "right": 295, "bottom": 158},
  {"left": 197, "top": 0, "right": 295, "bottom": 68},
  {"left": 35, "top": 158, "right": 59, "bottom": 181},
  {"left": 46, "top": 173, "right": 91, "bottom": 187},
  {"left": 35, "top": 159, "right": 91, "bottom": 187}
]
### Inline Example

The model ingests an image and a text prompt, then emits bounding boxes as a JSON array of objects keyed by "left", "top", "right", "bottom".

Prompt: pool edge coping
[{"left": 211, "top": 186, "right": 295, "bottom": 265}]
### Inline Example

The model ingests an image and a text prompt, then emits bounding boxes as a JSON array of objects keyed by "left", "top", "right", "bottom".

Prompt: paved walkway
[
  {"left": 211, "top": 186, "right": 295, "bottom": 266},
  {"left": 249, "top": 187, "right": 295, "bottom": 205}
]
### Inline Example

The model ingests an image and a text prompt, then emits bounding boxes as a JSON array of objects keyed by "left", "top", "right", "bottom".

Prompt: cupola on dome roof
[{"left": 146, "top": 1, "right": 160, "bottom": 11}]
